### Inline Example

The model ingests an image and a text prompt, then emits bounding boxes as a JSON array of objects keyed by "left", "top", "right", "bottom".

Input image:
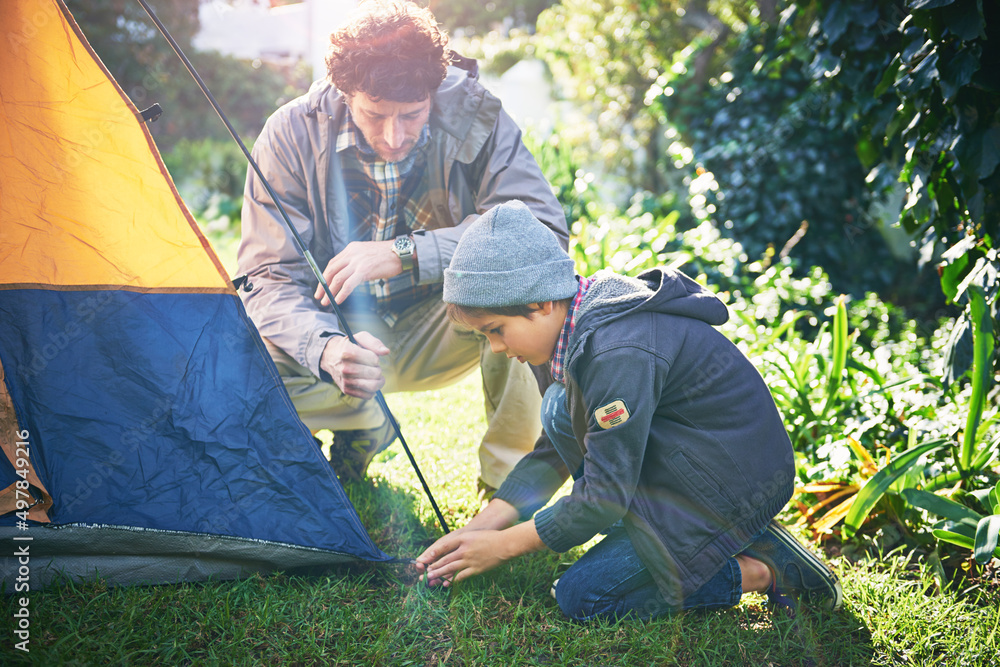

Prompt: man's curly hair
[{"left": 325, "top": 1, "right": 451, "bottom": 102}]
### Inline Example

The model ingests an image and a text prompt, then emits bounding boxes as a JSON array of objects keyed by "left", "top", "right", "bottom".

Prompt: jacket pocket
[{"left": 669, "top": 450, "right": 740, "bottom": 510}]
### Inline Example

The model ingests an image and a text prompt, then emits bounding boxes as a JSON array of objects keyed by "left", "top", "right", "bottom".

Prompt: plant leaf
[
  {"left": 933, "top": 528, "right": 975, "bottom": 550},
  {"left": 960, "top": 286, "right": 994, "bottom": 469},
  {"left": 844, "top": 439, "right": 950, "bottom": 537},
  {"left": 974, "top": 515, "right": 1000, "bottom": 563},
  {"left": 821, "top": 296, "right": 849, "bottom": 416},
  {"left": 942, "top": 0, "right": 987, "bottom": 41},
  {"left": 903, "top": 488, "right": 983, "bottom": 523},
  {"left": 811, "top": 495, "right": 857, "bottom": 533},
  {"left": 908, "top": 0, "right": 955, "bottom": 9}
]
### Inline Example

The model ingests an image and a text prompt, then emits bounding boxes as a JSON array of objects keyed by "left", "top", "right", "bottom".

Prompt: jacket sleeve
[
  {"left": 492, "top": 431, "right": 571, "bottom": 520},
  {"left": 236, "top": 109, "right": 342, "bottom": 378},
  {"left": 533, "top": 344, "right": 663, "bottom": 553},
  {"left": 411, "top": 109, "right": 569, "bottom": 285}
]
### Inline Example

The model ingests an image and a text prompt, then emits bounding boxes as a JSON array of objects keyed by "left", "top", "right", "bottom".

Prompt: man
[{"left": 236, "top": 0, "right": 568, "bottom": 494}]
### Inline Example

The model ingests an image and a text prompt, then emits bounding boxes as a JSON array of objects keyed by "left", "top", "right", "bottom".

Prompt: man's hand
[
  {"left": 321, "top": 332, "right": 390, "bottom": 400},
  {"left": 314, "top": 240, "right": 402, "bottom": 306}
]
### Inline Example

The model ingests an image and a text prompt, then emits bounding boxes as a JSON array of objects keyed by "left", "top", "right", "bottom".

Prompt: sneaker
[
  {"left": 477, "top": 478, "right": 497, "bottom": 509},
  {"left": 328, "top": 424, "right": 397, "bottom": 481},
  {"left": 740, "top": 520, "right": 843, "bottom": 611},
  {"left": 550, "top": 578, "right": 559, "bottom": 600}
]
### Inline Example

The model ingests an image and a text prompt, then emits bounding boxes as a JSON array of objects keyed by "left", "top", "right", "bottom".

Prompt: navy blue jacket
[{"left": 496, "top": 268, "right": 795, "bottom": 607}]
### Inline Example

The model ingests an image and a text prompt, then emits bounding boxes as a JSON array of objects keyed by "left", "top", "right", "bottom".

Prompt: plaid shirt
[
  {"left": 336, "top": 110, "right": 437, "bottom": 326},
  {"left": 550, "top": 276, "right": 593, "bottom": 383}
]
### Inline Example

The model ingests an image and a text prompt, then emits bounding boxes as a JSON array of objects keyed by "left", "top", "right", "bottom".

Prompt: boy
[{"left": 414, "top": 201, "right": 842, "bottom": 620}]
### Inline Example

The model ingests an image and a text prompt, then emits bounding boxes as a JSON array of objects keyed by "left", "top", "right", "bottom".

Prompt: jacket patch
[{"left": 595, "top": 400, "right": 630, "bottom": 430}]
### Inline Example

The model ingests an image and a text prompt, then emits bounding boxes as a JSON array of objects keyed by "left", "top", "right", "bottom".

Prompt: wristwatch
[{"left": 392, "top": 234, "right": 415, "bottom": 272}]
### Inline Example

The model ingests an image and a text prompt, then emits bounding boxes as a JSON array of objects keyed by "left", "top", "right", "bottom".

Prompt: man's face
[{"left": 346, "top": 93, "right": 432, "bottom": 163}]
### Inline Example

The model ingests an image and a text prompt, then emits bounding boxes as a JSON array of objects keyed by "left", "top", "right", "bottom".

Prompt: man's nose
[
  {"left": 383, "top": 119, "right": 404, "bottom": 149},
  {"left": 488, "top": 338, "right": 506, "bottom": 354}
]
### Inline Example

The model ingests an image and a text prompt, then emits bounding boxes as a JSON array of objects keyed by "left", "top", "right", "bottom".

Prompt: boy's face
[{"left": 461, "top": 302, "right": 565, "bottom": 366}]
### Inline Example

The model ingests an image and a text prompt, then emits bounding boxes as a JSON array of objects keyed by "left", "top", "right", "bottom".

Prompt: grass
[{"left": 4, "top": 374, "right": 999, "bottom": 666}]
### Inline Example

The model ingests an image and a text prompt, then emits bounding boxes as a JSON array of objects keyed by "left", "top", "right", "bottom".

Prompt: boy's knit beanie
[{"left": 444, "top": 200, "right": 578, "bottom": 308}]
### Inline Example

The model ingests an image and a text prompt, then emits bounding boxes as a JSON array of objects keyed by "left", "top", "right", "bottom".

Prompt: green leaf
[
  {"left": 939, "top": 251, "right": 971, "bottom": 304},
  {"left": 874, "top": 54, "right": 902, "bottom": 98},
  {"left": 961, "top": 286, "right": 994, "bottom": 469},
  {"left": 843, "top": 439, "right": 951, "bottom": 538},
  {"left": 955, "top": 126, "right": 1000, "bottom": 187},
  {"left": 990, "top": 482, "right": 1000, "bottom": 514},
  {"left": 903, "top": 488, "right": 983, "bottom": 523},
  {"left": 822, "top": 1, "right": 851, "bottom": 44},
  {"left": 933, "top": 528, "right": 975, "bottom": 550},
  {"left": 908, "top": 0, "right": 956, "bottom": 9},
  {"left": 943, "top": 0, "right": 987, "bottom": 41},
  {"left": 970, "top": 435, "right": 998, "bottom": 470},
  {"left": 898, "top": 51, "right": 940, "bottom": 94},
  {"left": 820, "top": 296, "right": 849, "bottom": 417},
  {"left": 974, "top": 515, "right": 1000, "bottom": 563},
  {"left": 939, "top": 47, "right": 982, "bottom": 101}
]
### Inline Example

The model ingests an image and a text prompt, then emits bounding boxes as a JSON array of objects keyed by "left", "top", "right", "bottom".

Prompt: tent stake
[{"left": 135, "top": 0, "right": 450, "bottom": 534}]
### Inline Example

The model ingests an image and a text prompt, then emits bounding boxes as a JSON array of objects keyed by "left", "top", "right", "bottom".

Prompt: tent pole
[{"left": 134, "top": 0, "right": 450, "bottom": 534}]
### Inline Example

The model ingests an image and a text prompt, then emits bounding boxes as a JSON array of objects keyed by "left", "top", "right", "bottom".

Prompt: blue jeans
[{"left": 541, "top": 383, "right": 743, "bottom": 621}]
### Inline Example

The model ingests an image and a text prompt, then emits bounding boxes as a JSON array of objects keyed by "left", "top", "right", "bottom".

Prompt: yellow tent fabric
[{"left": 0, "top": 0, "right": 230, "bottom": 291}]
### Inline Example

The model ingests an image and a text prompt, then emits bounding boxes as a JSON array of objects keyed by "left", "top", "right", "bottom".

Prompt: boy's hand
[
  {"left": 414, "top": 518, "right": 544, "bottom": 587},
  {"left": 414, "top": 530, "right": 509, "bottom": 587}
]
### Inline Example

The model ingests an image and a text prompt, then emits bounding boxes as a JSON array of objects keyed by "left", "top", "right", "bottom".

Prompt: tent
[{"left": 0, "top": 0, "right": 395, "bottom": 591}]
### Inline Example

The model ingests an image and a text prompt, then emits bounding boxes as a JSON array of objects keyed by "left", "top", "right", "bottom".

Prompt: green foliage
[
  {"left": 905, "top": 482, "right": 1000, "bottom": 564},
  {"left": 795, "top": 0, "right": 999, "bottom": 373},
  {"left": 843, "top": 438, "right": 950, "bottom": 538},
  {"left": 429, "top": 0, "right": 556, "bottom": 34},
  {"left": 659, "top": 18, "right": 908, "bottom": 298},
  {"left": 162, "top": 137, "right": 249, "bottom": 214},
  {"left": 73, "top": 0, "right": 311, "bottom": 152},
  {"left": 533, "top": 0, "right": 713, "bottom": 192}
]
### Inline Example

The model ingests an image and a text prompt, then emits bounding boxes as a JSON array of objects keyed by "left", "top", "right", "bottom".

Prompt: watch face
[{"left": 394, "top": 236, "right": 414, "bottom": 255}]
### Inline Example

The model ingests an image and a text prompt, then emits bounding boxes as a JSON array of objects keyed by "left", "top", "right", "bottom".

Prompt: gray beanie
[{"left": 444, "top": 200, "right": 578, "bottom": 308}]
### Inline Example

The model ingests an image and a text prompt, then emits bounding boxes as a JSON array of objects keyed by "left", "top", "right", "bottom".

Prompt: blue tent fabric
[{"left": 0, "top": 289, "right": 393, "bottom": 589}]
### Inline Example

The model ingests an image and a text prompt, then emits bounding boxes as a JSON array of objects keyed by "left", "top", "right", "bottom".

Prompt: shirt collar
[{"left": 550, "top": 276, "right": 592, "bottom": 383}]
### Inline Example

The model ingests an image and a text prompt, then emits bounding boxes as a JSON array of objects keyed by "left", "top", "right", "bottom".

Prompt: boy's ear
[{"left": 529, "top": 301, "right": 555, "bottom": 316}]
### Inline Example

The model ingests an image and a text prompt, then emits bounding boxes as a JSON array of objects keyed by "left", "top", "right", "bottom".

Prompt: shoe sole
[{"left": 752, "top": 521, "right": 843, "bottom": 611}]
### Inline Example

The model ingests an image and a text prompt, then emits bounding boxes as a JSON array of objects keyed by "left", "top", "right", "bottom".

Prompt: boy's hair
[
  {"left": 325, "top": 0, "right": 451, "bottom": 102},
  {"left": 446, "top": 298, "right": 574, "bottom": 328}
]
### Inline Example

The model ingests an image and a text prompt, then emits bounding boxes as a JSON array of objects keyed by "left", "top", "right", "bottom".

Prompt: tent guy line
[{"left": 133, "top": 0, "right": 450, "bottom": 534}]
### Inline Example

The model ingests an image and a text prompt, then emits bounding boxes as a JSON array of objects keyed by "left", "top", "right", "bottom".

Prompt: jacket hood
[{"left": 571, "top": 268, "right": 729, "bottom": 357}]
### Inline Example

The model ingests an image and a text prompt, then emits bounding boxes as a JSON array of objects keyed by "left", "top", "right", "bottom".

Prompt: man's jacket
[
  {"left": 237, "top": 66, "right": 567, "bottom": 376},
  {"left": 497, "top": 268, "right": 796, "bottom": 609}
]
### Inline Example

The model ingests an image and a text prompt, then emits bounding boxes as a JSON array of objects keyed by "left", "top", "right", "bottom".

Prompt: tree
[{"left": 70, "top": 0, "right": 309, "bottom": 151}]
